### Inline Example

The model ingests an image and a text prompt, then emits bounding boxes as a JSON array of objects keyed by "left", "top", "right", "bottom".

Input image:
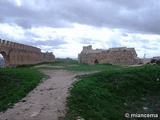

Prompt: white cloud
[
  {"left": 0, "top": 0, "right": 160, "bottom": 58},
  {"left": 0, "top": 23, "right": 25, "bottom": 40}
]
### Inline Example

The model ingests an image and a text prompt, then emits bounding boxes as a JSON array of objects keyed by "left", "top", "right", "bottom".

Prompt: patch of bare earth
[{"left": 0, "top": 69, "right": 94, "bottom": 120}]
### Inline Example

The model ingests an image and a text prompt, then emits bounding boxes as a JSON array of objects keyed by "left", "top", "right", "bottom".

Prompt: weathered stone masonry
[
  {"left": 0, "top": 39, "right": 55, "bottom": 68},
  {"left": 78, "top": 45, "right": 142, "bottom": 65}
]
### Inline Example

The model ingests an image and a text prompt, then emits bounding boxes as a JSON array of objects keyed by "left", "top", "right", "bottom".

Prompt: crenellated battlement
[
  {"left": 0, "top": 39, "right": 41, "bottom": 53},
  {"left": 0, "top": 39, "right": 55, "bottom": 68}
]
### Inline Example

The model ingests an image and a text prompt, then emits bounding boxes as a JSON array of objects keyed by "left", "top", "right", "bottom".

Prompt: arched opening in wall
[
  {"left": 94, "top": 59, "right": 99, "bottom": 64},
  {"left": 0, "top": 51, "right": 9, "bottom": 68},
  {"left": 0, "top": 53, "right": 4, "bottom": 68}
]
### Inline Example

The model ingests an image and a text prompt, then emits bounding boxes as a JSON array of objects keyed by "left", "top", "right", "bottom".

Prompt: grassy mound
[
  {"left": 64, "top": 65, "right": 160, "bottom": 120},
  {"left": 0, "top": 68, "right": 45, "bottom": 112}
]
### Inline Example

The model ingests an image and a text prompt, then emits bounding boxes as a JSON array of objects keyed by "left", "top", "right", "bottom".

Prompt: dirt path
[{"left": 0, "top": 69, "right": 92, "bottom": 120}]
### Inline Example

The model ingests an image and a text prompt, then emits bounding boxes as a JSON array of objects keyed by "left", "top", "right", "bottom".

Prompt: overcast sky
[{"left": 0, "top": 0, "right": 160, "bottom": 58}]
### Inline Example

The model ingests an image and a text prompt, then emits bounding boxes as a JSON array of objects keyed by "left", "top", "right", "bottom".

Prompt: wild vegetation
[
  {"left": 61, "top": 64, "right": 160, "bottom": 120},
  {"left": 0, "top": 61, "right": 160, "bottom": 120},
  {"left": 0, "top": 68, "right": 45, "bottom": 111}
]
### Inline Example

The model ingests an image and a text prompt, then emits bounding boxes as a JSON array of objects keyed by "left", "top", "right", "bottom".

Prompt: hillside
[{"left": 0, "top": 61, "right": 159, "bottom": 120}]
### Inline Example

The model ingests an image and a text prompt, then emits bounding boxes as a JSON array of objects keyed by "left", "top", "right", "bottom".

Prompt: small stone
[
  {"left": 124, "top": 103, "right": 127, "bottom": 106},
  {"left": 56, "top": 97, "right": 61, "bottom": 100},
  {"left": 22, "top": 108, "right": 29, "bottom": 111},
  {"left": 77, "top": 116, "right": 85, "bottom": 120},
  {"left": 57, "top": 110, "right": 61, "bottom": 112},
  {"left": 21, "top": 99, "right": 27, "bottom": 102},
  {"left": 143, "top": 107, "right": 149, "bottom": 111},
  {"left": 157, "top": 79, "right": 159, "bottom": 81},
  {"left": 30, "top": 111, "right": 40, "bottom": 117}
]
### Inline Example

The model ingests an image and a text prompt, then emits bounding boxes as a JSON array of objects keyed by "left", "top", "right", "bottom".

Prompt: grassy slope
[
  {"left": 1, "top": 61, "right": 160, "bottom": 120},
  {"left": 0, "top": 68, "right": 45, "bottom": 112},
  {"left": 64, "top": 65, "right": 160, "bottom": 120}
]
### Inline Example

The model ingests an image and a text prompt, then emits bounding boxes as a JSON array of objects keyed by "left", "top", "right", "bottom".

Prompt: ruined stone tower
[{"left": 78, "top": 45, "right": 139, "bottom": 65}]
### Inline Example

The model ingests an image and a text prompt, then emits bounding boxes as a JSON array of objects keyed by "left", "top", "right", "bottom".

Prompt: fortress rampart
[
  {"left": 0, "top": 39, "right": 55, "bottom": 67},
  {"left": 78, "top": 45, "right": 143, "bottom": 65}
]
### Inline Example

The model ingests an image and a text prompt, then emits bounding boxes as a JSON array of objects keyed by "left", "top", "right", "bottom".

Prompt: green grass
[
  {"left": 1, "top": 61, "right": 160, "bottom": 120},
  {"left": 62, "top": 65, "right": 160, "bottom": 120},
  {"left": 52, "top": 61, "right": 120, "bottom": 71},
  {"left": 65, "top": 63, "right": 121, "bottom": 71},
  {"left": 33, "top": 60, "right": 121, "bottom": 72},
  {"left": 45, "top": 60, "right": 78, "bottom": 66},
  {"left": 0, "top": 68, "right": 45, "bottom": 112}
]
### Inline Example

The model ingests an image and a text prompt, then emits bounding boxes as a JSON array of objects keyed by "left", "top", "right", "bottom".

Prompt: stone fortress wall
[
  {"left": 0, "top": 39, "right": 55, "bottom": 67},
  {"left": 78, "top": 45, "right": 144, "bottom": 65}
]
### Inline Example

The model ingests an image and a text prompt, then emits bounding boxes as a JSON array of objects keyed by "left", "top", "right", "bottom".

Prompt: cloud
[
  {"left": 0, "top": 0, "right": 160, "bottom": 58},
  {"left": 0, "top": 24, "right": 67, "bottom": 50},
  {"left": 24, "top": 39, "right": 68, "bottom": 48},
  {"left": 0, "top": 0, "right": 159, "bottom": 34},
  {"left": 0, "top": 0, "right": 72, "bottom": 28}
]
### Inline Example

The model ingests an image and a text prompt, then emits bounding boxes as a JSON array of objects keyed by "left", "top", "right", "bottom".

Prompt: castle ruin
[
  {"left": 0, "top": 39, "right": 55, "bottom": 68},
  {"left": 78, "top": 45, "right": 142, "bottom": 65}
]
